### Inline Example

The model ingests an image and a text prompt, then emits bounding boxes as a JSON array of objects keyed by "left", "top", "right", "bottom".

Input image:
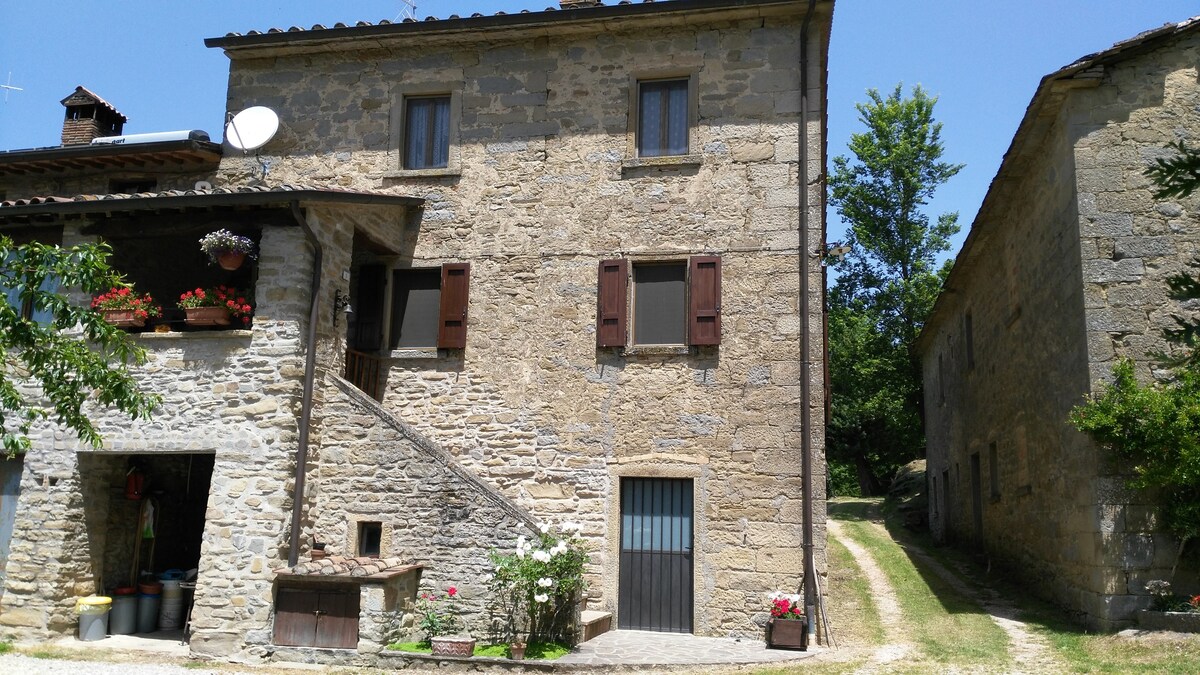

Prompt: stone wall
[
  {"left": 921, "top": 29, "right": 1200, "bottom": 629},
  {"left": 216, "top": 7, "right": 828, "bottom": 638}
]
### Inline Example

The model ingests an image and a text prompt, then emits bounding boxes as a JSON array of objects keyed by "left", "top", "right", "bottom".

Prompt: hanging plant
[{"left": 199, "top": 229, "right": 257, "bottom": 270}]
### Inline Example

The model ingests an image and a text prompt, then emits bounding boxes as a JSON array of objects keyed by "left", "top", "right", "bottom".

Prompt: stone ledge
[
  {"left": 622, "top": 345, "right": 691, "bottom": 357},
  {"left": 388, "top": 348, "right": 441, "bottom": 359},
  {"left": 1137, "top": 609, "right": 1200, "bottom": 633},
  {"left": 383, "top": 168, "right": 462, "bottom": 179},
  {"left": 133, "top": 330, "right": 253, "bottom": 340},
  {"left": 621, "top": 154, "right": 703, "bottom": 171},
  {"left": 379, "top": 650, "right": 564, "bottom": 671}
]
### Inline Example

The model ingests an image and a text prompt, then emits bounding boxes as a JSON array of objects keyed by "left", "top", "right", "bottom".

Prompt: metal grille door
[{"left": 618, "top": 478, "right": 693, "bottom": 632}]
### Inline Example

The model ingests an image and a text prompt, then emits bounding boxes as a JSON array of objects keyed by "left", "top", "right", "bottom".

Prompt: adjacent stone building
[
  {"left": 918, "top": 17, "right": 1200, "bottom": 630},
  {"left": 0, "top": 0, "right": 832, "bottom": 660}
]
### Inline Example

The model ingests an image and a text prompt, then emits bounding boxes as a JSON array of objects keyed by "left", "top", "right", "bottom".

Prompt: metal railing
[{"left": 344, "top": 349, "right": 385, "bottom": 401}]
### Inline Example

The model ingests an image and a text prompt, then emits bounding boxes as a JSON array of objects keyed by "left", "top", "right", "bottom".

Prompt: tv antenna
[
  {"left": 225, "top": 106, "right": 280, "bottom": 181},
  {"left": 396, "top": 0, "right": 418, "bottom": 21},
  {"left": 1, "top": 72, "right": 23, "bottom": 103}
]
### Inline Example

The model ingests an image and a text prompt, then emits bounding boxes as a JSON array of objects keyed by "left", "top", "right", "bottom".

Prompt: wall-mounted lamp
[
  {"left": 825, "top": 242, "right": 852, "bottom": 263},
  {"left": 333, "top": 289, "right": 353, "bottom": 326}
]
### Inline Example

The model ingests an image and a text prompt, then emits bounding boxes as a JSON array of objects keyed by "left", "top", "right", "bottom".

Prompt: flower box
[
  {"left": 430, "top": 636, "right": 475, "bottom": 657},
  {"left": 100, "top": 309, "right": 146, "bottom": 329},
  {"left": 184, "top": 306, "right": 231, "bottom": 327},
  {"left": 767, "top": 617, "right": 808, "bottom": 650},
  {"left": 1138, "top": 609, "right": 1200, "bottom": 633}
]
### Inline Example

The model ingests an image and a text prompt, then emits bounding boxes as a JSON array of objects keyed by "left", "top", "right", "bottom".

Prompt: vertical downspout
[
  {"left": 288, "top": 200, "right": 322, "bottom": 566},
  {"left": 799, "top": 0, "right": 819, "bottom": 640}
]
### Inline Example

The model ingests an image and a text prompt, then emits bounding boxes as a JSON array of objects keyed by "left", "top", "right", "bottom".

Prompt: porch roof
[{"left": 0, "top": 184, "right": 423, "bottom": 225}]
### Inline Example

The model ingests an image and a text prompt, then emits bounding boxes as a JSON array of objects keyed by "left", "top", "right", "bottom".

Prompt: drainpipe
[
  {"left": 287, "top": 200, "right": 322, "bottom": 566},
  {"left": 799, "top": 0, "right": 819, "bottom": 641}
]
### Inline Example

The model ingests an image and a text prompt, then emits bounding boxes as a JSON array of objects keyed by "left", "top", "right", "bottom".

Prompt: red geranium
[
  {"left": 92, "top": 286, "right": 161, "bottom": 320},
  {"left": 178, "top": 285, "right": 254, "bottom": 324}
]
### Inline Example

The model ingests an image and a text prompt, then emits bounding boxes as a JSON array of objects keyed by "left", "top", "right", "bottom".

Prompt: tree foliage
[
  {"left": 826, "top": 84, "right": 962, "bottom": 495},
  {"left": 1070, "top": 142, "right": 1200, "bottom": 542},
  {"left": 0, "top": 236, "right": 159, "bottom": 455}
]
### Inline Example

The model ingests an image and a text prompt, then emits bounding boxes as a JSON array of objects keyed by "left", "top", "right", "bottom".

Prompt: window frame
[
  {"left": 366, "top": 261, "right": 471, "bottom": 356},
  {"left": 388, "top": 84, "right": 462, "bottom": 177},
  {"left": 596, "top": 255, "right": 721, "bottom": 350},
  {"left": 627, "top": 71, "right": 700, "bottom": 163}
]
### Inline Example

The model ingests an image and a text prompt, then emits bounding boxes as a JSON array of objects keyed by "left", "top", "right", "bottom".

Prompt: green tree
[
  {"left": 1071, "top": 141, "right": 1200, "bottom": 545},
  {"left": 1, "top": 237, "right": 159, "bottom": 455},
  {"left": 827, "top": 84, "right": 963, "bottom": 495}
]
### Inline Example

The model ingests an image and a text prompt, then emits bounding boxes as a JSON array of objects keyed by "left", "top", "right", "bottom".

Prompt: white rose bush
[{"left": 487, "top": 521, "right": 588, "bottom": 645}]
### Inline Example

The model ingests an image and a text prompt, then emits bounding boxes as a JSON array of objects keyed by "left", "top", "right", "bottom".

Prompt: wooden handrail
[{"left": 344, "top": 349, "right": 385, "bottom": 401}]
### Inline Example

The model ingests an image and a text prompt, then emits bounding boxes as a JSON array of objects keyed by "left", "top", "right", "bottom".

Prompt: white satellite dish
[{"left": 225, "top": 106, "right": 279, "bottom": 152}]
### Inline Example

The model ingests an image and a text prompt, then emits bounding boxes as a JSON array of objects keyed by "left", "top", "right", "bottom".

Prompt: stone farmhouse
[
  {"left": 918, "top": 17, "right": 1200, "bottom": 630},
  {"left": 0, "top": 0, "right": 833, "bottom": 660}
]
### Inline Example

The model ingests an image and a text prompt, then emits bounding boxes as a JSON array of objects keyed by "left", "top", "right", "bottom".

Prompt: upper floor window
[
  {"left": 637, "top": 78, "right": 689, "bottom": 157},
  {"left": 597, "top": 256, "right": 721, "bottom": 348},
  {"left": 2, "top": 250, "right": 59, "bottom": 325},
  {"left": 404, "top": 95, "right": 451, "bottom": 170}
]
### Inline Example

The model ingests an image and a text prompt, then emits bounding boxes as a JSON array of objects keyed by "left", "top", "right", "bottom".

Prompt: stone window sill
[
  {"left": 621, "top": 154, "right": 702, "bottom": 171},
  {"left": 383, "top": 167, "right": 462, "bottom": 179},
  {"left": 622, "top": 345, "right": 692, "bottom": 357},
  {"left": 387, "top": 348, "right": 441, "bottom": 360},
  {"left": 134, "top": 329, "right": 253, "bottom": 340}
]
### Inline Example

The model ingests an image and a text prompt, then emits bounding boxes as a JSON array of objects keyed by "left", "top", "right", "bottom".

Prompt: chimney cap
[{"left": 60, "top": 86, "right": 127, "bottom": 123}]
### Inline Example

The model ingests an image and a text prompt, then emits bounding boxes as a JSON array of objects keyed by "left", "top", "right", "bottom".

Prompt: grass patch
[
  {"left": 524, "top": 641, "right": 570, "bottom": 659},
  {"left": 0, "top": 642, "right": 11, "bottom": 655},
  {"left": 473, "top": 643, "right": 509, "bottom": 657},
  {"left": 750, "top": 660, "right": 869, "bottom": 675},
  {"left": 824, "top": 535, "right": 885, "bottom": 647},
  {"left": 837, "top": 513, "right": 1010, "bottom": 667},
  {"left": 388, "top": 641, "right": 432, "bottom": 653},
  {"left": 28, "top": 649, "right": 61, "bottom": 660}
]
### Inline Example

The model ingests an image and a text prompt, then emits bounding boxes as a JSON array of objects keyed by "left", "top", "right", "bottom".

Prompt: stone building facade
[
  {"left": 918, "top": 18, "right": 1200, "bottom": 630},
  {"left": 0, "top": 0, "right": 832, "bottom": 661}
]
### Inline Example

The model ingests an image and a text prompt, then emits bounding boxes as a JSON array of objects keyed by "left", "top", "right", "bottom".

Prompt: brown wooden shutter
[
  {"left": 597, "top": 259, "right": 628, "bottom": 347},
  {"left": 437, "top": 263, "right": 470, "bottom": 349},
  {"left": 688, "top": 255, "right": 721, "bottom": 346}
]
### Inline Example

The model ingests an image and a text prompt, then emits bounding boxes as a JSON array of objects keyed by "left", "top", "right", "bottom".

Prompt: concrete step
[{"left": 581, "top": 609, "right": 613, "bottom": 643}]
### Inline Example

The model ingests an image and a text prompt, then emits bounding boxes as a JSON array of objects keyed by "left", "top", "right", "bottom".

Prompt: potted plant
[
  {"left": 766, "top": 591, "right": 807, "bottom": 650},
  {"left": 199, "top": 229, "right": 257, "bottom": 271},
  {"left": 417, "top": 586, "right": 474, "bottom": 656},
  {"left": 508, "top": 638, "right": 527, "bottom": 660},
  {"left": 177, "top": 286, "right": 253, "bottom": 327},
  {"left": 1140, "top": 580, "right": 1200, "bottom": 632},
  {"left": 91, "top": 286, "right": 161, "bottom": 328}
]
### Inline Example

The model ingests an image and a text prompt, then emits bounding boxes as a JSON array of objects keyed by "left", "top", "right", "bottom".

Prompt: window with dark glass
[
  {"left": 637, "top": 79, "right": 689, "bottom": 157},
  {"left": 2, "top": 251, "right": 59, "bottom": 324},
  {"left": 358, "top": 522, "right": 382, "bottom": 558},
  {"left": 596, "top": 256, "right": 721, "bottom": 348},
  {"left": 633, "top": 262, "right": 687, "bottom": 345},
  {"left": 387, "top": 263, "right": 470, "bottom": 350},
  {"left": 403, "top": 96, "right": 450, "bottom": 169}
]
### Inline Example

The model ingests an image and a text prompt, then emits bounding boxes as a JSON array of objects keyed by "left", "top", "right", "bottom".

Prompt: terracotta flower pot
[
  {"left": 767, "top": 617, "right": 808, "bottom": 650},
  {"left": 99, "top": 309, "right": 145, "bottom": 328},
  {"left": 217, "top": 251, "right": 247, "bottom": 271},
  {"left": 184, "top": 306, "right": 231, "bottom": 326},
  {"left": 430, "top": 636, "right": 475, "bottom": 657},
  {"left": 509, "top": 643, "right": 526, "bottom": 660}
]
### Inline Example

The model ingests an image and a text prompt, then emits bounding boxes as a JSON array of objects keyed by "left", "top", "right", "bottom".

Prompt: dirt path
[
  {"left": 827, "top": 506, "right": 1065, "bottom": 673},
  {"left": 825, "top": 519, "right": 915, "bottom": 667}
]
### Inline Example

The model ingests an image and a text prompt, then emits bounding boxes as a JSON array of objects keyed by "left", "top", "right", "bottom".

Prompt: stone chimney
[
  {"left": 60, "top": 86, "right": 126, "bottom": 146},
  {"left": 559, "top": 0, "right": 602, "bottom": 8}
]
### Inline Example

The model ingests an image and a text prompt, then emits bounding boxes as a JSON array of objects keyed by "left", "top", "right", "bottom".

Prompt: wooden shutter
[
  {"left": 273, "top": 587, "right": 319, "bottom": 647},
  {"left": 688, "top": 256, "right": 721, "bottom": 346},
  {"left": 437, "top": 263, "right": 470, "bottom": 349},
  {"left": 597, "top": 259, "right": 628, "bottom": 347}
]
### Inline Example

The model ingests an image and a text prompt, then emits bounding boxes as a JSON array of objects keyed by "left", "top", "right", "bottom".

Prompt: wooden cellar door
[{"left": 273, "top": 586, "right": 360, "bottom": 649}]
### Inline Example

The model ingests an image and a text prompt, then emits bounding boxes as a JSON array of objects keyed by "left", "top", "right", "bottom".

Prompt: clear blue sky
[{"left": 2, "top": 1, "right": 1197, "bottom": 258}]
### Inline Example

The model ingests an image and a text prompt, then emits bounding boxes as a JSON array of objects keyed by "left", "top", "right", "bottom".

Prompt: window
[
  {"left": 637, "top": 78, "right": 689, "bottom": 157},
  {"left": 596, "top": 256, "right": 720, "bottom": 348},
  {"left": 386, "top": 263, "right": 470, "bottom": 350},
  {"left": 358, "top": 522, "right": 382, "bottom": 558},
  {"left": 403, "top": 96, "right": 450, "bottom": 170},
  {"left": 1, "top": 250, "right": 59, "bottom": 324}
]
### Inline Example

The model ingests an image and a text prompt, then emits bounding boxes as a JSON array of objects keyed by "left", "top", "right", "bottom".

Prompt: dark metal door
[
  {"left": 618, "top": 478, "right": 693, "bottom": 632},
  {"left": 0, "top": 455, "right": 24, "bottom": 604}
]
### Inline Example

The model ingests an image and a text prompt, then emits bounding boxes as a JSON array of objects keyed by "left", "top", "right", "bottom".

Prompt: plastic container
[
  {"left": 158, "top": 579, "right": 184, "bottom": 630},
  {"left": 137, "top": 592, "right": 161, "bottom": 633},
  {"left": 109, "top": 592, "right": 137, "bottom": 635},
  {"left": 159, "top": 569, "right": 185, "bottom": 582},
  {"left": 76, "top": 596, "right": 111, "bottom": 641}
]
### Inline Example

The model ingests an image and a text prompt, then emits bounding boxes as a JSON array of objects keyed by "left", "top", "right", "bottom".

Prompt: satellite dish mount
[{"left": 225, "top": 106, "right": 280, "bottom": 181}]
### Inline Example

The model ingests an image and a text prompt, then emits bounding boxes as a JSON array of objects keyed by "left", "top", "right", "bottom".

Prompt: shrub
[{"left": 487, "top": 522, "right": 587, "bottom": 645}]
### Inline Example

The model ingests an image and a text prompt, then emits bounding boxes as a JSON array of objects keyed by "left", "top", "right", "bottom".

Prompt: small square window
[
  {"left": 633, "top": 262, "right": 687, "bottom": 345},
  {"left": 404, "top": 96, "right": 450, "bottom": 170},
  {"left": 637, "top": 79, "right": 689, "bottom": 157},
  {"left": 358, "top": 522, "right": 382, "bottom": 558}
]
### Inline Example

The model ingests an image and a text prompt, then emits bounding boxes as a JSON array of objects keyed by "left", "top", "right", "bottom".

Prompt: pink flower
[{"left": 447, "top": 587, "right": 457, "bottom": 597}]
